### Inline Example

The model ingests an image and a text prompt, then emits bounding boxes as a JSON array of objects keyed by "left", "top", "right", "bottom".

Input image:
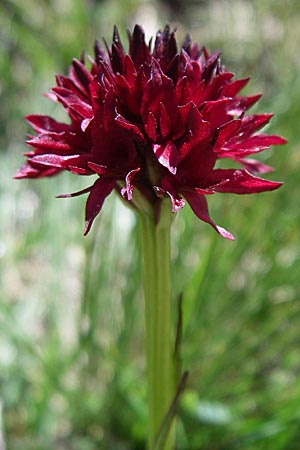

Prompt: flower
[{"left": 15, "top": 25, "right": 286, "bottom": 239}]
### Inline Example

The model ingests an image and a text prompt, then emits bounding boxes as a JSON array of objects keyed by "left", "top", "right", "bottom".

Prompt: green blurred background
[{"left": 0, "top": 0, "right": 299, "bottom": 449}]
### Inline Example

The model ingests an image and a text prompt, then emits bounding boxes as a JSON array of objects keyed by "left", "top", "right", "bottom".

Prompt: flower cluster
[{"left": 16, "top": 25, "right": 285, "bottom": 239}]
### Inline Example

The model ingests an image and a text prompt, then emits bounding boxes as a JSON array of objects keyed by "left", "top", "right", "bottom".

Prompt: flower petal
[
  {"left": 207, "top": 169, "right": 283, "bottom": 194},
  {"left": 214, "top": 120, "right": 242, "bottom": 147},
  {"left": 145, "top": 112, "right": 157, "bottom": 140},
  {"left": 221, "top": 77, "right": 250, "bottom": 97},
  {"left": 56, "top": 185, "right": 92, "bottom": 198},
  {"left": 26, "top": 115, "right": 70, "bottom": 133},
  {"left": 227, "top": 94, "right": 262, "bottom": 116},
  {"left": 223, "top": 134, "right": 287, "bottom": 155},
  {"left": 201, "top": 50, "right": 221, "bottom": 83},
  {"left": 154, "top": 142, "right": 179, "bottom": 174},
  {"left": 238, "top": 158, "right": 274, "bottom": 173},
  {"left": 154, "top": 178, "right": 185, "bottom": 212},
  {"left": 121, "top": 167, "right": 141, "bottom": 201},
  {"left": 128, "top": 25, "right": 151, "bottom": 68},
  {"left": 51, "top": 87, "right": 94, "bottom": 120},
  {"left": 14, "top": 163, "right": 60, "bottom": 178},
  {"left": 26, "top": 133, "right": 73, "bottom": 152},
  {"left": 153, "top": 25, "right": 178, "bottom": 70},
  {"left": 111, "top": 26, "right": 125, "bottom": 74},
  {"left": 184, "top": 191, "right": 235, "bottom": 240},
  {"left": 141, "top": 60, "right": 175, "bottom": 122},
  {"left": 115, "top": 114, "right": 145, "bottom": 141},
  {"left": 72, "top": 58, "right": 94, "bottom": 95},
  {"left": 84, "top": 177, "right": 115, "bottom": 235},
  {"left": 29, "top": 153, "right": 93, "bottom": 173},
  {"left": 159, "top": 102, "right": 171, "bottom": 138}
]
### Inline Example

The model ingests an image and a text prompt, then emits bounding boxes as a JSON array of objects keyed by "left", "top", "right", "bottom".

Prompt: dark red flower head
[{"left": 16, "top": 25, "right": 286, "bottom": 239}]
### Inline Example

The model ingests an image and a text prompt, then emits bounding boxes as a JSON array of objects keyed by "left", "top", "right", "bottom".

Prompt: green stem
[{"left": 140, "top": 200, "right": 174, "bottom": 450}]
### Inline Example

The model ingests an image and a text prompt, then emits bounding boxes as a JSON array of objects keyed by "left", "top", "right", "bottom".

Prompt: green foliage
[{"left": 1, "top": 1, "right": 299, "bottom": 449}]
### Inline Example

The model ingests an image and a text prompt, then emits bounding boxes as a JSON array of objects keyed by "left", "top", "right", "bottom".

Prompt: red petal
[
  {"left": 72, "top": 58, "right": 94, "bottom": 94},
  {"left": 115, "top": 114, "right": 145, "bottom": 141},
  {"left": 239, "top": 114, "right": 273, "bottom": 137},
  {"left": 228, "top": 94, "right": 262, "bottom": 116},
  {"left": 184, "top": 191, "right": 235, "bottom": 240},
  {"left": 238, "top": 158, "right": 274, "bottom": 173},
  {"left": 202, "top": 72, "right": 234, "bottom": 102},
  {"left": 56, "top": 185, "right": 92, "bottom": 198},
  {"left": 121, "top": 167, "right": 141, "bottom": 200},
  {"left": 207, "top": 169, "right": 283, "bottom": 194},
  {"left": 111, "top": 26, "right": 125, "bottom": 74},
  {"left": 81, "top": 117, "right": 93, "bottom": 132},
  {"left": 155, "top": 177, "right": 185, "bottom": 212},
  {"left": 228, "top": 134, "right": 287, "bottom": 152},
  {"left": 88, "top": 162, "right": 112, "bottom": 175},
  {"left": 141, "top": 61, "right": 175, "bottom": 121},
  {"left": 29, "top": 153, "right": 92, "bottom": 171},
  {"left": 26, "top": 115, "right": 70, "bottom": 133},
  {"left": 51, "top": 87, "right": 93, "bottom": 119},
  {"left": 221, "top": 77, "right": 250, "bottom": 97},
  {"left": 178, "top": 107, "right": 213, "bottom": 178},
  {"left": 201, "top": 98, "right": 233, "bottom": 128},
  {"left": 55, "top": 74, "right": 89, "bottom": 102},
  {"left": 14, "top": 163, "right": 60, "bottom": 178},
  {"left": 26, "top": 134, "right": 72, "bottom": 152},
  {"left": 84, "top": 177, "right": 115, "bottom": 235},
  {"left": 175, "top": 76, "right": 191, "bottom": 105},
  {"left": 186, "top": 105, "right": 211, "bottom": 143},
  {"left": 173, "top": 102, "right": 194, "bottom": 140},
  {"left": 201, "top": 50, "right": 221, "bottom": 83},
  {"left": 153, "top": 25, "right": 178, "bottom": 69},
  {"left": 159, "top": 102, "right": 171, "bottom": 138},
  {"left": 154, "top": 142, "right": 179, "bottom": 174},
  {"left": 128, "top": 25, "right": 151, "bottom": 68},
  {"left": 124, "top": 55, "right": 137, "bottom": 84},
  {"left": 215, "top": 120, "right": 241, "bottom": 147},
  {"left": 145, "top": 112, "right": 157, "bottom": 141}
]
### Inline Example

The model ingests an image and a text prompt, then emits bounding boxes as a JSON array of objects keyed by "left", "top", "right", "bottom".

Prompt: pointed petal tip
[
  {"left": 25, "top": 114, "right": 34, "bottom": 123},
  {"left": 14, "top": 164, "right": 38, "bottom": 179},
  {"left": 84, "top": 221, "right": 91, "bottom": 236},
  {"left": 14, "top": 166, "right": 26, "bottom": 179},
  {"left": 239, "top": 158, "right": 275, "bottom": 174},
  {"left": 216, "top": 226, "right": 235, "bottom": 240},
  {"left": 276, "top": 136, "right": 288, "bottom": 145},
  {"left": 273, "top": 180, "right": 284, "bottom": 189},
  {"left": 56, "top": 193, "right": 71, "bottom": 198},
  {"left": 113, "top": 25, "right": 120, "bottom": 40}
]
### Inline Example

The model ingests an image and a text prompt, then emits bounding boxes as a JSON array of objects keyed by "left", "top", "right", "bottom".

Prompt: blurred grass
[{"left": 1, "top": 0, "right": 300, "bottom": 449}]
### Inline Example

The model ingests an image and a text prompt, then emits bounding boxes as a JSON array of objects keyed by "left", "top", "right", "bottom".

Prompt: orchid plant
[{"left": 16, "top": 25, "right": 285, "bottom": 450}]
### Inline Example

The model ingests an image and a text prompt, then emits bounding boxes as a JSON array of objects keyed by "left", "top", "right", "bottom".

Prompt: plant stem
[{"left": 140, "top": 200, "right": 174, "bottom": 450}]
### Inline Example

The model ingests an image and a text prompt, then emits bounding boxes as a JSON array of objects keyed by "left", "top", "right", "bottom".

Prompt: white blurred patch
[{"left": 132, "top": 3, "right": 160, "bottom": 42}]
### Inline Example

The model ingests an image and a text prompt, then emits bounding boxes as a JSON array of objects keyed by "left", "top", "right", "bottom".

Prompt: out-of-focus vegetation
[{"left": 0, "top": 0, "right": 299, "bottom": 449}]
